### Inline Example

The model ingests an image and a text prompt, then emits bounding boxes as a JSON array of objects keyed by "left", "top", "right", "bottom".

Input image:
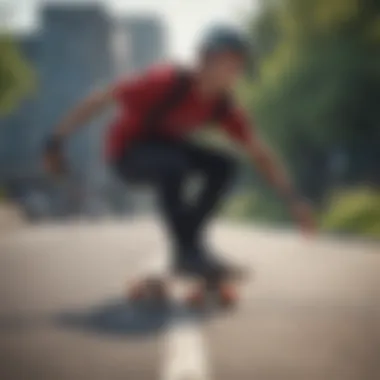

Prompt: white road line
[
  {"left": 139, "top": 248, "right": 254, "bottom": 380},
  {"left": 134, "top": 249, "right": 211, "bottom": 380},
  {"left": 160, "top": 276, "right": 254, "bottom": 380},
  {"left": 161, "top": 316, "right": 210, "bottom": 380}
]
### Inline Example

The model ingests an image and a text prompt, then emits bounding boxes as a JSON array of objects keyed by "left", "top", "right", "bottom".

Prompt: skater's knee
[{"left": 157, "top": 157, "right": 189, "bottom": 183}]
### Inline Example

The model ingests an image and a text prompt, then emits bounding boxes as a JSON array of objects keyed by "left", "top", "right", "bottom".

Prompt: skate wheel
[
  {"left": 127, "top": 282, "right": 148, "bottom": 302},
  {"left": 218, "top": 284, "right": 238, "bottom": 308},
  {"left": 128, "top": 278, "right": 170, "bottom": 306},
  {"left": 186, "top": 289, "right": 206, "bottom": 309},
  {"left": 147, "top": 279, "right": 169, "bottom": 299},
  {"left": 151, "top": 285, "right": 169, "bottom": 305}
]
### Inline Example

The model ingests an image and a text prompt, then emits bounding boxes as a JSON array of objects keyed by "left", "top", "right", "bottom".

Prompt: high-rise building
[
  {"left": 0, "top": 7, "right": 168, "bottom": 216},
  {"left": 1, "top": 5, "right": 115, "bottom": 181},
  {"left": 117, "top": 15, "right": 167, "bottom": 75},
  {"left": 0, "top": 5, "right": 116, "bottom": 216},
  {"left": 107, "top": 15, "right": 168, "bottom": 214},
  {"left": 38, "top": 4, "right": 114, "bottom": 178}
]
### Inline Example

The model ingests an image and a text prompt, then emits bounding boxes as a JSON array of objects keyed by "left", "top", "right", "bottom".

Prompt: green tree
[
  {"left": 248, "top": 0, "right": 380, "bottom": 203},
  {"left": 0, "top": 35, "right": 36, "bottom": 116}
]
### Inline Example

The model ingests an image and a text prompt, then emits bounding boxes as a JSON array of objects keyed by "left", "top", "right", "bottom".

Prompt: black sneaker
[
  {"left": 173, "top": 246, "right": 245, "bottom": 281},
  {"left": 193, "top": 244, "right": 247, "bottom": 280}
]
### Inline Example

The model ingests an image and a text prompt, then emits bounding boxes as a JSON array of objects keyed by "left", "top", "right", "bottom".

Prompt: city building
[
  {"left": 117, "top": 15, "right": 167, "bottom": 74},
  {"left": 0, "top": 6, "right": 168, "bottom": 217},
  {"left": 38, "top": 4, "right": 114, "bottom": 176}
]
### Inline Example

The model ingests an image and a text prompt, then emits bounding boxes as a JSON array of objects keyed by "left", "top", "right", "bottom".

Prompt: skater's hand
[
  {"left": 43, "top": 135, "right": 67, "bottom": 177},
  {"left": 290, "top": 199, "right": 317, "bottom": 237}
]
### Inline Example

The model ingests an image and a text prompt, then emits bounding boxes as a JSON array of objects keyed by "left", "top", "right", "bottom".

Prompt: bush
[
  {"left": 222, "top": 191, "right": 258, "bottom": 220},
  {"left": 321, "top": 187, "right": 380, "bottom": 238},
  {"left": 222, "top": 190, "right": 290, "bottom": 224},
  {"left": 0, "top": 187, "right": 7, "bottom": 203}
]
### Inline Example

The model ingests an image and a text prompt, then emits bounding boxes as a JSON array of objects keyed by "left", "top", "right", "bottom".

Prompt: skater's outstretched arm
[
  {"left": 53, "top": 88, "right": 116, "bottom": 140},
  {"left": 43, "top": 86, "right": 116, "bottom": 175},
  {"left": 49, "top": 66, "right": 172, "bottom": 142},
  {"left": 247, "top": 135, "right": 316, "bottom": 234},
  {"left": 221, "top": 110, "right": 316, "bottom": 235},
  {"left": 44, "top": 67, "right": 172, "bottom": 175}
]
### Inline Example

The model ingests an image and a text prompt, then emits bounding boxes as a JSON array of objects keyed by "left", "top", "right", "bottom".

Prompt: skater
[{"left": 44, "top": 25, "right": 315, "bottom": 285}]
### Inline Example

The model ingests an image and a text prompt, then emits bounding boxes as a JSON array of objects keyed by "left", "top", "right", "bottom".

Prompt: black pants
[{"left": 113, "top": 138, "right": 237, "bottom": 260}]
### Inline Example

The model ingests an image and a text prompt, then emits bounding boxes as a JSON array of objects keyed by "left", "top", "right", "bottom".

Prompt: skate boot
[{"left": 127, "top": 277, "right": 169, "bottom": 305}]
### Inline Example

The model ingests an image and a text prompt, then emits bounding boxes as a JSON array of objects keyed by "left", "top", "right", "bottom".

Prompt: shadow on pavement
[
  {"left": 55, "top": 298, "right": 219, "bottom": 339},
  {"left": 0, "top": 314, "right": 49, "bottom": 331},
  {"left": 0, "top": 298, "right": 230, "bottom": 338}
]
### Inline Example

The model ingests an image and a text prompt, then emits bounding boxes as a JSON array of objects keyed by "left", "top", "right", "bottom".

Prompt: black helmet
[{"left": 199, "top": 25, "right": 251, "bottom": 61}]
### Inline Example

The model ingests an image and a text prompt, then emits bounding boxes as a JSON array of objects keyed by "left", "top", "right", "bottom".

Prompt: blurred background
[
  {"left": 0, "top": 0, "right": 379, "bottom": 238},
  {"left": 0, "top": 2, "right": 379, "bottom": 380}
]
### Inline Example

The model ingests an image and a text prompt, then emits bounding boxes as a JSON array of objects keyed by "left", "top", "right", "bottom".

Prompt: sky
[{"left": 2, "top": 0, "right": 259, "bottom": 61}]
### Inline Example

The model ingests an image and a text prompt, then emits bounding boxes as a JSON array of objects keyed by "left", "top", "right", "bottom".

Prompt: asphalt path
[{"left": 0, "top": 219, "right": 379, "bottom": 380}]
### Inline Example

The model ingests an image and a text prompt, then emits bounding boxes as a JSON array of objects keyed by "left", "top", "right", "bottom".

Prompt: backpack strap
[{"left": 143, "top": 67, "right": 192, "bottom": 139}]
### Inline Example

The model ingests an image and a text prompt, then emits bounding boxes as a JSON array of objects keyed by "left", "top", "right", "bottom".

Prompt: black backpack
[{"left": 142, "top": 67, "right": 232, "bottom": 139}]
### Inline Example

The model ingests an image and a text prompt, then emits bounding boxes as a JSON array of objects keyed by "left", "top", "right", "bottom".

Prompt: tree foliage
[
  {"left": 247, "top": 0, "right": 380, "bottom": 202},
  {"left": 0, "top": 36, "right": 36, "bottom": 116}
]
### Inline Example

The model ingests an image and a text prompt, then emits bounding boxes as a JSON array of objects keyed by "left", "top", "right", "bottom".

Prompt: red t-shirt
[{"left": 106, "top": 64, "right": 252, "bottom": 159}]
